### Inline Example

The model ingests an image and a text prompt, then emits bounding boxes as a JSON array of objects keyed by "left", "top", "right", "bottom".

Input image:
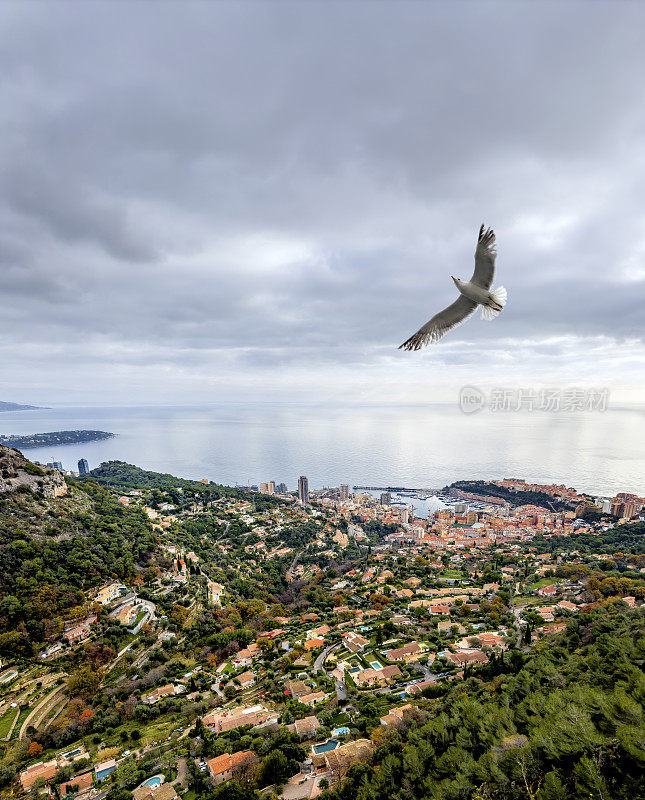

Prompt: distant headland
[
  {"left": 0, "top": 400, "right": 47, "bottom": 412},
  {"left": 0, "top": 430, "right": 115, "bottom": 449}
]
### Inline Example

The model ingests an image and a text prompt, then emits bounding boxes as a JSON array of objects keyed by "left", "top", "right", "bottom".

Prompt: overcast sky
[{"left": 1, "top": 0, "right": 645, "bottom": 407}]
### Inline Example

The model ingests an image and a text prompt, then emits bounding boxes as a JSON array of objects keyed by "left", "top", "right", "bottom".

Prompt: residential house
[
  {"left": 444, "top": 650, "right": 488, "bottom": 668},
  {"left": 341, "top": 631, "right": 369, "bottom": 652},
  {"left": 437, "top": 620, "right": 466, "bottom": 635},
  {"left": 556, "top": 600, "right": 578, "bottom": 612},
  {"left": 385, "top": 641, "right": 423, "bottom": 662},
  {"left": 287, "top": 679, "right": 308, "bottom": 698},
  {"left": 207, "top": 580, "right": 224, "bottom": 606},
  {"left": 94, "top": 759, "right": 117, "bottom": 782},
  {"left": 19, "top": 760, "right": 58, "bottom": 791},
  {"left": 203, "top": 704, "right": 279, "bottom": 734},
  {"left": 300, "top": 690, "right": 327, "bottom": 707},
  {"left": 354, "top": 664, "right": 402, "bottom": 687},
  {"left": 293, "top": 715, "right": 321, "bottom": 739},
  {"left": 535, "top": 622, "right": 567, "bottom": 638},
  {"left": 133, "top": 784, "right": 179, "bottom": 800},
  {"left": 406, "top": 679, "right": 437, "bottom": 695},
  {"left": 233, "top": 647, "right": 255, "bottom": 669},
  {"left": 95, "top": 582, "right": 122, "bottom": 605},
  {"left": 457, "top": 632, "right": 506, "bottom": 650},
  {"left": 142, "top": 684, "right": 181, "bottom": 705},
  {"left": 114, "top": 602, "right": 139, "bottom": 626},
  {"left": 379, "top": 704, "right": 415, "bottom": 727},
  {"left": 207, "top": 750, "right": 258, "bottom": 786},
  {"left": 236, "top": 670, "right": 255, "bottom": 689},
  {"left": 63, "top": 623, "right": 92, "bottom": 645},
  {"left": 324, "top": 739, "right": 374, "bottom": 780},
  {"left": 60, "top": 772, "right": 94, "bottom": 796}
]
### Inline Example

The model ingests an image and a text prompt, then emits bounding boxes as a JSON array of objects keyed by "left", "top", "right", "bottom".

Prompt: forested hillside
[
  {"left": 0, "top": 474, "right": 156, "bottom": 656},
  {"left": 85, "top": 460, "right": 285, "bottom": 510},
  {"left": 449, "top": 480, "right": 575, "bottom": 511},
  {"left": 530, "top": 521, "right": 645, "bottom": 556},
  {"left": 325, "top": 605, "right": 645, "bottom": 800}
]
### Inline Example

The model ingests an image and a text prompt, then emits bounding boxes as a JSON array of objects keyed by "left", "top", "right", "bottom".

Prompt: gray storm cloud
[{"left": 0, "top": 0, "right": 644, "bottom": 404}]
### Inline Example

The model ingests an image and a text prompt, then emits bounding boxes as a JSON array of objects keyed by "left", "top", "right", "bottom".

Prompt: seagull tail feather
[
  {"left": 490, "top": 285, "right": 507, "bottom": 306},
  {"left": 481, "top": 285, "right": 507, "bottom": 320}
]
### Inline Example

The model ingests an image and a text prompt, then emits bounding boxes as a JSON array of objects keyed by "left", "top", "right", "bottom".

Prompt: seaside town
[{"left": 1, "top": 451, "right": 643, "bottom": 800}]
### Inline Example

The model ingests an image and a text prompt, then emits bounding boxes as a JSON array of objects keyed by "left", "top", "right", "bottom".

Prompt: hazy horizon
[{"left": 2, "top": 402, "right": 644, "bottom": 497}]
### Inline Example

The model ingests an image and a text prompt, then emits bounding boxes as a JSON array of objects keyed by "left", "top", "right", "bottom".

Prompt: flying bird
[{"left": 399, "top": 224, "right": 507, "bottom": 350}]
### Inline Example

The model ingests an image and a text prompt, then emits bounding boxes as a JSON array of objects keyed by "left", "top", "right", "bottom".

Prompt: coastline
[{"left": 0, "top": 430, "right": 116, "bottom": 449}]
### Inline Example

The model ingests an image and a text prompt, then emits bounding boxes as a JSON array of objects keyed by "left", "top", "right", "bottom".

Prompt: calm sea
[{"left": 1, "top": 403, "right": 644, "bottom": 497}]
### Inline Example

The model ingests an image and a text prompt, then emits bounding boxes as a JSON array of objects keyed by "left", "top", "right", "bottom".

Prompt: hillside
[
  {"left": 0, "top": 401, "right": 44, "bottom": 412},
  {"left": 529, "top": 521, "right": 645, "bottom": 556},
  {"left": 0, "top": 445, "right": 67, "bottom": 498},
  {"left": 449, "top": 479, "right": 575, "bottom": 511},
  {"left": 85, "top": 459, "right": 286, "bottom": 509},
  {"left": 86, "top": 459, "right": 245, "bottom": 494},
  {"left": 0, "top": 430, "right": 114, "bottom": 448},
  {"left": 0, "top": 446, "right": 157, "bottom": 656},
  {"left": 0, "top": 447, "right": 644, "bottom": 800},
  {"left": 329, "top": 606, "right": 645, "bottom": 800}
]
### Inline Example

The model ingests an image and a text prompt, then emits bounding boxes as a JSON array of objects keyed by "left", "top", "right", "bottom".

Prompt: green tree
[{"left": 66, "top": 665, "right": 102, "bottom": 701}]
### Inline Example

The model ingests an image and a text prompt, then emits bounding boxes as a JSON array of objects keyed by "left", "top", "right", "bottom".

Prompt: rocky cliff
[{"left": 0, "top": 444, "right": 68, "bottom": 498}]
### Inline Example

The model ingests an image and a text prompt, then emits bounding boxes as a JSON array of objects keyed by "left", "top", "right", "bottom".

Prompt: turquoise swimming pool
[
  {"left": 139, "top": 775, "right": 164, "bottom": 790},
  {"left": 332, "top": 726, "right": 350, "bottom": 737},
  {"left": 313, "top": 739, "right": 339, "bottom": 754}
]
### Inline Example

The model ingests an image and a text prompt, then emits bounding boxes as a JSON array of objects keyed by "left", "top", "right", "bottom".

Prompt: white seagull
[{"left": 399, "top": 224, "right": 507, "bottom": 350}]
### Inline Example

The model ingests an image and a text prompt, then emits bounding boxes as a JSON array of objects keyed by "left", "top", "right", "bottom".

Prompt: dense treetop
[{"left": 0, "top": 476, "right": 156, "bottom": 655}]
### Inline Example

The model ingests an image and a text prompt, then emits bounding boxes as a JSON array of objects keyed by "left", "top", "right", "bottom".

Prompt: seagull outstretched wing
[
  {"left": 398, "top": 294, "right": 477, "bottom": 351},
  {"left": 470, "top": 224, "right": 497, "bottom": 289}
]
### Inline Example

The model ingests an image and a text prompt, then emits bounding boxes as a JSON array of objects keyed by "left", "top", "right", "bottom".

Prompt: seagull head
[{"left": 451, "top": 275, "right": 461, "bottom": 286}]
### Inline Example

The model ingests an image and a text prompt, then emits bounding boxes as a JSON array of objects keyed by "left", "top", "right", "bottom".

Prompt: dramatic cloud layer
[{"left": 1, "top": 1, "right": 644, "bottom": 405}]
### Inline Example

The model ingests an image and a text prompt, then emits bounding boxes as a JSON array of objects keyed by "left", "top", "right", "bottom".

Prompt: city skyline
[{"left": 0, "top": 4, "right": 642, "bottom": 799}]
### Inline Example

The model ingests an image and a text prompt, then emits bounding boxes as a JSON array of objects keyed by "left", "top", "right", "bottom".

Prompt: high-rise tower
[{"left": 298, "top": 475, "right": 309, "bottom": 504}]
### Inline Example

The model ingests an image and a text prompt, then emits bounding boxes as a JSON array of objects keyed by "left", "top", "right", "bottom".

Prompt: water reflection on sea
[{"left": 0, "top": 402, "right": 643, "bottom": 496}]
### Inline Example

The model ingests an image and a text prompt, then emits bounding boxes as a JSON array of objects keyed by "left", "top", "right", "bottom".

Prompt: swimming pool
[
  {"left": 313, "top": 739, "right": 339, "bottom": 754},
  {"left": 332, "top": 727, "right": 350, "bottom": 737},
  {"left": 370, "top": 661, "right": 382, "bottom": 669},
  {"left": 138, "top": 775, "right": 164, "bottom": 790}
]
